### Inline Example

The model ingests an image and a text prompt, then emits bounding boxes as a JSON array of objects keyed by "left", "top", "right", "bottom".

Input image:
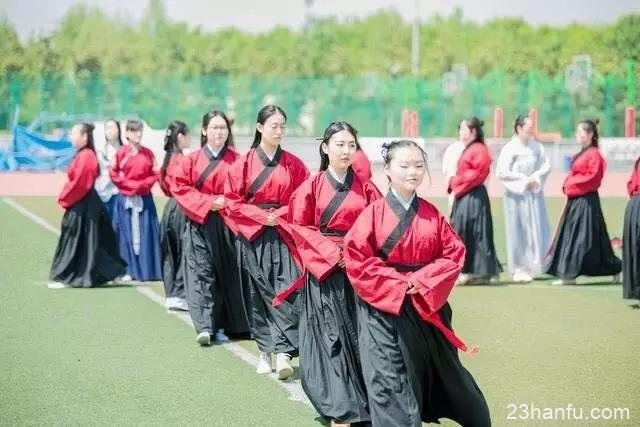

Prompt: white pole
[{"left": 411, "top": 0, "right": 420, "bottom": 76}]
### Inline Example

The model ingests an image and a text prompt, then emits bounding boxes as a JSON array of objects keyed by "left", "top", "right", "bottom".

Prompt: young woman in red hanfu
[
  {"left": 224, "top": 105, "right": 309, "bottom": 380},
  {"left": 344, "top": 139, "right": 490, "bottom": 427}
]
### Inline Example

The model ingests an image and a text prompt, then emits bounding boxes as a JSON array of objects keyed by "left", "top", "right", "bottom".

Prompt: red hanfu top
[
  {"left": 343, "top": 192, "right": 475, "bottom": 353},
  {"left": 58, "top": 148, "right": 99, "bottom": 209},
  {"left": 271, "top": 168, "right": 380, "bottom": 306},
  {"left": 224, "top": 145, "right": 309, "bottom": 242},
  {"left": 449, "top": 141, "right": 491, "bottom": 198},
  {"left": 563, "top": 146, "right": 605, "bottom": 198},
  {"left": 626, "top": 158, "right": 640, "bottom": 197},
  {"left": 172, "top": 145, "right": 239, "bottom": 227},
  {"left": 351, "top": 149, "right": 373, "bottom": 183},
  {"left": 109, "top": 145, "right": 158, "bottom": 196},
  {"left": 159, "top": 152, "right": 186, "bottom": 197}
]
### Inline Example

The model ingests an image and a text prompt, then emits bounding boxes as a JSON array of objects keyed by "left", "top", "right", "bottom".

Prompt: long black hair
[
  {"left": 578, "top": 118, "right": 600, "bottom": 148},
  {"left": 318, "top": 121, "right": 361, "bottom": 171},
  {"left": 77, "top": 122, "right": 96, "bottom": 152},
  {"left": 251, "top": 105, "right": 287, "bottom": 149},
  {"left": 105, "top": 118, "right": 123, "bottom": 146},
  {"left": 460, "top": 116, "right": 485, "bottom": 143},
  {"left": 160, "top": 120, "right": 188, "bottom": 181},
  {"left": 201, "top": 110, "right": 234, "bottom": 148}
]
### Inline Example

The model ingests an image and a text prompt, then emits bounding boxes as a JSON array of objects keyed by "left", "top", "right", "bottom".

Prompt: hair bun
[
  {"left": 594, "top": 118, "right": 600, "bottom": 125},
  {"left": 479, "top": 120, "right": 485, "bottom": 127}
]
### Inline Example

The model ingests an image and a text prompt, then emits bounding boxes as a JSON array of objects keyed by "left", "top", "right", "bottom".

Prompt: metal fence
[{"left": 2, "top": 64, "right": 637, "bottom": 137}]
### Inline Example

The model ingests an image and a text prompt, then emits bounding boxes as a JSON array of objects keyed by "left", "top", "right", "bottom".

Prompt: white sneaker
[
  {"left": 612, "top": 273, "right": 621, "bottom": 284},
  {"left": 166, "top": 297, "right": 188, "bottom": 311},
  {"left": 551, "top": 278, "right": 576, "bottom": 286},
  {"left": 119, "top": 274, "right": 133, "bottom": 283},
  {"left": 455, "top": 273, "right": 469, "bottom": 286},
  {"left": 256, "top": 352, "right": 272, "bottom": 374},
  {"left": 196, "top": 331, "right": 211, "bottom": 346},
  {"left": 512, "top": 271, "right": 533, "bottom": 283},
  {"left": 276, "top": 353, "right": 293, "bottom": 380},
  {"left": 47, "top": 281, "right": 69, "bottom": 289},
  {"left": 215, "top": 329, "right": 230, "bottom": 343}
]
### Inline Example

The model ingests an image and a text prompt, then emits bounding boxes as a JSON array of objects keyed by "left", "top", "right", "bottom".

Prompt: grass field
[{"left": 1, "top": 196, "right": 638, "bottom": 426}]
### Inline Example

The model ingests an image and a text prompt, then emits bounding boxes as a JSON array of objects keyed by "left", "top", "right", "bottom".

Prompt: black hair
[
  {"left": 381, "top": 139, "right": 431, "bottom": 187},
  {"left": 160, "top": 120, "right": 189, "bottom": 181},
  {"left": 578, "top": 118, "right": 600, "bottom": 148},
  {"left": 125, "top": 119, "right": 144, "bottom": 133},
  {"left": 201, "top": 109, "right": 235, "bottom": 148},
  {"left": 104, "top": 118, "right": 123, "bottom": 146},
  {"left": 77, "top": 122, "right": 96, "bottom": 152},
  {"left": 318, "top": 121, "right": 361, "bottom": 171},
  {"left": 460, "top": 116, "right": 485, "bottom": 143},
  {"left": 251, "top": 105, "right": 287, "bottom": 149},
  {"left": 514, "top": 114, "right": 529, "bottom": 134}
]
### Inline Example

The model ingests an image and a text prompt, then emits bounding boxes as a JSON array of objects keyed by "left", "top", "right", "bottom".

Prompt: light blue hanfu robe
[{"left": 496, "top": 136, "right": 552, "bottom": 276}]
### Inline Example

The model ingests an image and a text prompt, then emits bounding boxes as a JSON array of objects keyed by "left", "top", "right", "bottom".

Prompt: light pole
[{"left": 411, "top": 0, "right": 420, "bottom": 76}]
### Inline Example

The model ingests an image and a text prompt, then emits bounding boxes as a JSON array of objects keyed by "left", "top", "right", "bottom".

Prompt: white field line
[{"left": 1, "top": 196, "right": 312, "bottom": 407}]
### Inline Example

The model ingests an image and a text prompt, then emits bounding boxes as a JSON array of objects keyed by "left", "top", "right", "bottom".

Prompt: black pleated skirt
[
  {"left": 183, "top": 213, "right": 250, "bottom": 336},
  {"left": 50, "top": 189, "right": 126, "bottom": 287},
  {"left": 299, "top": 270, "right": 370, "bottom": 423},
  {"left": 236, "top": 227, "right": 301, "bottom": 355},
  {"left": 357, "top": 300, "right": 491, "bottom": 427},
  {"left": 623, "top": 196, "right": 640, "bottom": 299},
  {"left": 545, "top": 192, "right": 622, "bottom": 279},
  {"left": 160, "top": 198, "right": 187, "bottom": 299},
  {"left": 450, "top": 185, "right": 502, "bottom": 275}
]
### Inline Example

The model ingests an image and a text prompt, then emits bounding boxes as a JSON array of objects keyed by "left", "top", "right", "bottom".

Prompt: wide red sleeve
[
  {"left": 136, "top": 151, "right": 159, "bottom": 195},
  {"left": 363, "top": 181, "right": 382, "bottom": 203},
  {"left": 563, "top": 150, "right": 604, "bottom": 197},
  {"left": 352, "top": 150, "right": 372, "bottom": 182},
  {"left": 58, "top": 150, "right": 98, "bottom": 209},
  {"left": 291, "top": 156, "right": 311, "bottom": 192},
  {"left": 408, "top": 215, "right": 465, "bottom": 314},
  {"left": 288, "top": 178, "right": 316, "bottom": 227},
  {"left": 172, "top": 156, "right": 216, "bottom": 224},
  {"left": 627, "top": 161, "right": 640, "bottom": 197},
  {"left": 109, "top": 149, "right": 138, "bottom": 194},
  {"left": 344, "top": 205, "right": 409, "bottom": 316},
  {"left": 223, "top": 156, "right": 271, "bottom": 240},
  {"left": 450, "top": 144, "right": 491, "bottom": 198}
]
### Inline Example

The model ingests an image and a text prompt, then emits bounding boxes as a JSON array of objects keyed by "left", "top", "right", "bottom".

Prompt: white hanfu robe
[
  {"left": 496, "top": 136, "right": 552, "bottom": 276},
  {"left": 442, "top": 140, "right": 465, "bottom": 214}
]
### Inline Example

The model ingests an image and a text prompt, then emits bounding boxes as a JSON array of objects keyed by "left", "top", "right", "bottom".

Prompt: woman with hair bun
[
  {"left": 545, "top": 119, "right": 621, "bottom": 285},
  {"left": 344, "top": 139, "right": 490, "bottom": 427},
  {"left": 449, "top": 117, "right": 502, "bottom": 285}
]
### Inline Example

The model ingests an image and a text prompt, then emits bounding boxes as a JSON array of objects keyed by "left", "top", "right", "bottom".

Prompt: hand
[
  {"left": 407, "top": 280, "right": 419, "bottom": 294},
  {"left": 526, "top": 178, "right": 539, "bottom": 191},
  {"left": 265, "top": 213, "right": 278, "bottom": 226},
  {"left": 210, "top": 196, "right": 225, "bottom": 211},
  {"left": 337, "top": 257, "right": 346, "bottom": 268}
]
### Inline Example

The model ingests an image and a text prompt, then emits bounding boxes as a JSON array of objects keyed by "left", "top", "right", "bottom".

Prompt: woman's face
[
  {"left": 322, "top": 130, "right": 357, "bottom": 172},
  {"left": 458, "top": 121, "right": 475, "bottom": 144},
  {"left": 70, "top": 125, "right": 87, "bottom": 149},
  {"left": 575, "top": 124, "right": 592, "bottom": 147},
  {"left": 203, "top": 115, "right": 229, "bottom": 150},
  {"left": 104, "top": 121, "right": 119, "bottom": 142},
  {"left": 257, "top": 113, "right": 286, "bottom": 147},
  {"left": 384, "top": 145, "right": 426, "bottom": 194},
  {"left": 177, "top": 131, "right": 190, "bottom": 150},
  {"left": 126, "top": 129, "right": 143, "bottom": 145}
]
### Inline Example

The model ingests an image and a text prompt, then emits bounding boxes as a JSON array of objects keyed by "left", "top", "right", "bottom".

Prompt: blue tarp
[{"left": 0, "top": 126, "right": 75, "bottom": 171}]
